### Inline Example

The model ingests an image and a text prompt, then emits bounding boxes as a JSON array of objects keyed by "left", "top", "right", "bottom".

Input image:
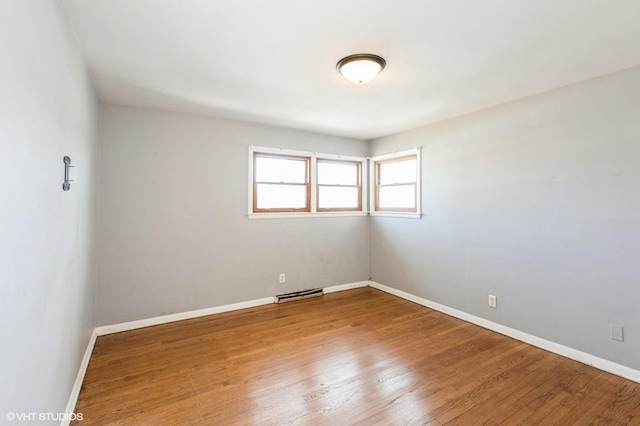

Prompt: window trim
[
  {"left": 249, "top": 146, "right": 367, "bottom": 218},
  {"left": 370, "top": 148, "right": 422, "bottom": 218}
]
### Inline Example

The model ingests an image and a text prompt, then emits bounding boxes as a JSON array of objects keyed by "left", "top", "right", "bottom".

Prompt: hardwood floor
[{"left": 73, "top": 287, "right": 640, "bottom": 425}]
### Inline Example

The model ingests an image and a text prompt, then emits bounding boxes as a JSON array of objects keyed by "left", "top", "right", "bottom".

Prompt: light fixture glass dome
[{"left": 336, "top": 54, "right": 386, "bottom": 85}]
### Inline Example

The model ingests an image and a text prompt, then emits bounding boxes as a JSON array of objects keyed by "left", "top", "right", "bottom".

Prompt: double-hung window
[
  {"left": 317, "top": 159, "right": 362, "bottom": 212},
  {"left": 250, "top": 146, "right": 419, "bottom": 218},
  {"left": 250, "top": 146, "right": 366, "bottom": 217},
  {"left": 253, "top": 153, "right": 311, "bottom": 213},
  {"left": 370, "top": 148, "right": 421, "bottom": 217}
]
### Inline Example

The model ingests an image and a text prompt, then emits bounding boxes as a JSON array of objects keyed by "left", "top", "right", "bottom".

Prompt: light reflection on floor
[{"left": 245, "top": 336, "right": 440, "bottom": 424}]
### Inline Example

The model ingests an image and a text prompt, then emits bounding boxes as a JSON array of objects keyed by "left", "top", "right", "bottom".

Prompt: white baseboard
[
  {"left": 95, "top": 281, "right": 370, "bottom": 336},
  {"left": 61, "top": 330, "right": 97, "bottom": 426},
  {"left": 323, "top": 281, "right": 369, "bottom": 294},
  {"left": 95, "top": 296, "right": 276, "bottom": 336},
  {"left": 369, "top": 281, "right": 640, "bottom": 384}
]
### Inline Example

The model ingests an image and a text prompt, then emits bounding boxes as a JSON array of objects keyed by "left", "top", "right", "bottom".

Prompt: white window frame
[
  {"left": 249, "top": 146, "right": 367, "bottom": 219},
  {"left": 369, "top": 148, "right": 422, "bottom": 219}
]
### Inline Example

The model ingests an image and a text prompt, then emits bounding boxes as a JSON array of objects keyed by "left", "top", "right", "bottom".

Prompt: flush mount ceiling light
[{"left": 336, "top": 54, "right": 386, "bottom": 85}]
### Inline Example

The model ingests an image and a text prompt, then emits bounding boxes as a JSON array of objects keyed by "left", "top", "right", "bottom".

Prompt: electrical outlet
[
  {"left": 488, "top": 294, "right": 497, "bottom": 308},
  {"left": 611, "top": 324, "right": 624, "bottom": 342},
  {"left": 279, "top": 273, "right": 286, "bottom": 284}
]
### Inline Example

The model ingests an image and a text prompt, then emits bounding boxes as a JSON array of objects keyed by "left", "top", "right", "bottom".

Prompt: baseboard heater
[{"left": 275, "top": 288, "right": 323, "bottom": 303}]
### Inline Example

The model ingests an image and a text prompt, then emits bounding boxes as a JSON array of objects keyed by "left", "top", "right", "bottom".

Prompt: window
[
  {"left": 253, "top": 153, "right": 310, "bottom": 213},
  {"left": 249, "top": 146, "right": 366, "bottom": 217},
  {"left": 371, "top": 149, "right": 421, "bottom": 216},
  {"left": 317, "top": 159, "right": 362, "bottom": 212}
]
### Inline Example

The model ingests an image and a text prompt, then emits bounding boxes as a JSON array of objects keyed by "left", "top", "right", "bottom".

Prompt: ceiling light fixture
[{"left": 336, "top": 54, "right": 386, "bottom": 85}]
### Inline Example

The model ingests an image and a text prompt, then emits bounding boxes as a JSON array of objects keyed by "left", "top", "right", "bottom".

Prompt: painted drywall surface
[
  {"left": 97, "top": 105, "right": 369, "bottom": 325},
  {"left": 0, "top": 1, "right": 99, "bottom": 420},
  {"left": 370, "top": 67, "right": 640, "bottom": 370}
]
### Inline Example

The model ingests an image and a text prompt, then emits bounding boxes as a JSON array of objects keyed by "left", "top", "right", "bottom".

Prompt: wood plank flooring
[{"left": 73, "top": 287, "right": 640, "bottom": 425}]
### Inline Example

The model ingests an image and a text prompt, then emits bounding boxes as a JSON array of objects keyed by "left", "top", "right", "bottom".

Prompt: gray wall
[
  {"left": 97, "top": 105, "right": 370, "bottom": 325},
  {"left": 2, "top": 1, "right": 637, "bottom": 415},
  {"left": 370, "top": 66, "right": 640, "bottom": 371},
  {"left": 0, "top": 0, "right": 99, "bottom": 419}
]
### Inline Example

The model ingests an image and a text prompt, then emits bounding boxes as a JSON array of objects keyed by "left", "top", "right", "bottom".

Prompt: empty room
[{"left": 2, "top": 0, "right": 640, "bottom": 424}]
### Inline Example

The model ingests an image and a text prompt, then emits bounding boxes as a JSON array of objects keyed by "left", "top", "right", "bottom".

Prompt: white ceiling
[{"left": 63, "top": 0, "right": 640, "bottom": 140}]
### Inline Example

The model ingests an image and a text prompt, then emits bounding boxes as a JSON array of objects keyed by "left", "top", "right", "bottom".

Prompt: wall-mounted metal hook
[{"left": 63, "top": 156, "right": 74, "bottom": 191}]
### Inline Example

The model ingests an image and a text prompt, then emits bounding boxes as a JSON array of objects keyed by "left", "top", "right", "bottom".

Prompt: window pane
[
  {"left": 256, "top": 184, "right": 307, "bottom": 209},
  {"left": 379, "top": 159, "right": 416, "bottom": 185},
  {"left": 317, "top": 161, "right": 358, "bottom": 185},
  {"left": 378, "top": 185, "right": 415, "bottom": 209},
  {"left": 255, "top": 156, "right": 307, "bottom": 183},
  {"left": 318, "top": 186, "right": 359, "bottom": 209}
]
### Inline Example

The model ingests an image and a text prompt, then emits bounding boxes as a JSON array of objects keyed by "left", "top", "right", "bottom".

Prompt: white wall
[
  {"left": 370, "top": 66, "right": 640, "bottom": 371},
  {"left": 0, "top": 0, "right": 99, "bottom": 420},
  {"left": 97, "top": 105, "right": 370, "bottom": 325}
]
